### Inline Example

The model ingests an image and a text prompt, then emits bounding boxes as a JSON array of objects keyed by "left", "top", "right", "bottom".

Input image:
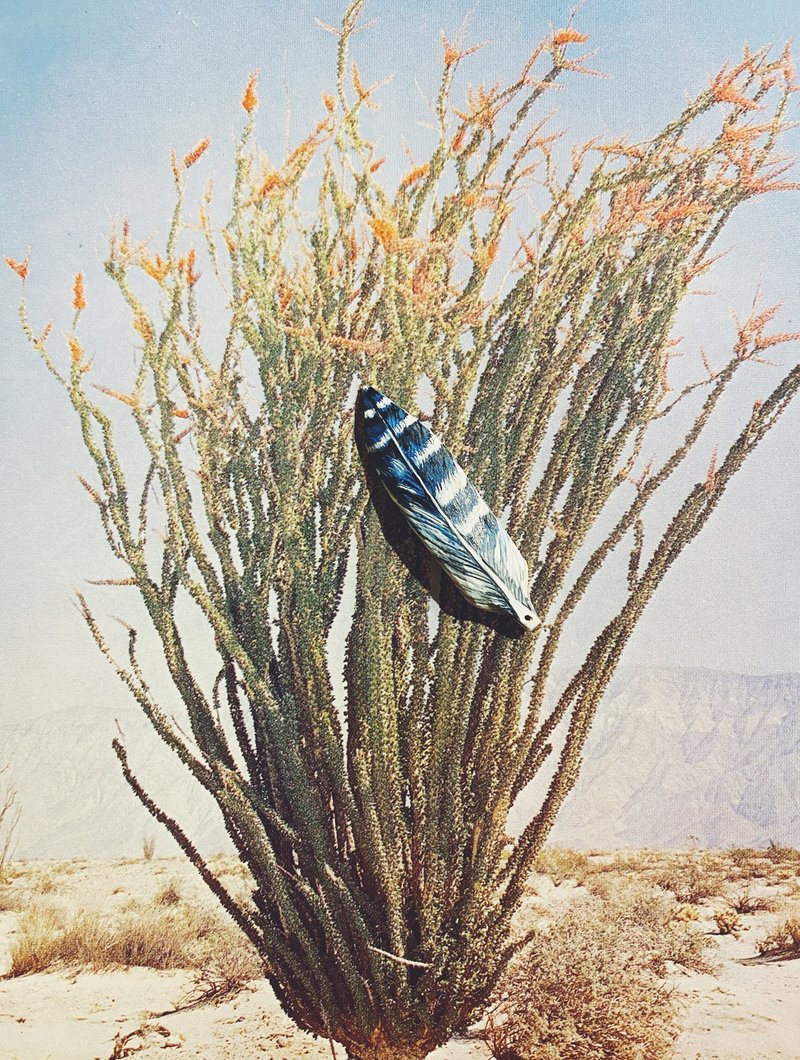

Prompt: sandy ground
[
  {"left": 0, "top": 969, "right": 489, "bottom": 1059},
  {"left": 673, "top": 908, "right": 800, "bottom": 1060},
  {"left": 0, "top": 856, "right": 798, "bottom": 1060}
]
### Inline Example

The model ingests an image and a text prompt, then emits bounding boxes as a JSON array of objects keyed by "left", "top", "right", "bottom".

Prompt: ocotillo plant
[{"left": 15, "top": 4, "right": 800, "bottom": 1057}]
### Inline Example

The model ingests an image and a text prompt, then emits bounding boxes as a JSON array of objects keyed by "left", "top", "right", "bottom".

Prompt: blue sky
[{"left": 1, "top": 0, "right": 798, "bottom": 725}]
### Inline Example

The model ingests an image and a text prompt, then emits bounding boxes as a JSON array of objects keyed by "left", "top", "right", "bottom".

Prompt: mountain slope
[
  {"left": 2, "top": 666, "right": 798, "bottom": 858},
  {"left": 549, "top": 667, "right": 800, "bottom": 849}
]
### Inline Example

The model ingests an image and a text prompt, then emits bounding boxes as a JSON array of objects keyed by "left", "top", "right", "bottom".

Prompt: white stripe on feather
[
  {"left": 364, "top": 408, "right": 377, "bottom": 419},
  {"left": 397, "top": 413, "right": 417, "bottom": 434},
  {"left": 435, "top": 467, "right": 467, "bottom": 507},
  {"left": 367, "top": 430, "right": 392, "bottom": 452},
  {"left": 413, "top": 434, "right": 442, "bottom": 466},
  {"left": 456, "top": 498, "right": 490, "bottom": 536},
  {"left": 376, "top": 395, "right": 392, "bottom": 410}
]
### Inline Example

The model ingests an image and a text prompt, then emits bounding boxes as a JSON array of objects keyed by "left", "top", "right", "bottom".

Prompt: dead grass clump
[
  {"left": 32, "top": 872, "right": 57, "bottom": 895},
  {"left": 142, "top": 836, "right": 156, "bottom": 862},
  {"left": 7, "top": 905, "right": 68, "bottom": 975},
  {"left": 484, "top": 882, "right": 712, "bottom": 1060},
  {"left": 533, "top": 847, "right": 589, "bottom": 885},
  {"left": 582, "top": 849, "right": 666, "bottom": 882},
  {"left": 211, "top": 857, "right": 253, "bottom": 882},
  {"left": 8, "top": 900, "right": 221, "bottom": 976},
  {"left": 108, "top": 1022, "right": 182, "bottom": 1058},
  {"left": 654, "top": 858, "right": 725, "bottom": 903},
  {"left": 757, "top": 905, "right": 800, "bottom": 960},
  {"left": 0, "top": 883, "right": 28, "bottom": 913},
  {"left": 154, "top": 880, "right": 182, "bottom": 906}
]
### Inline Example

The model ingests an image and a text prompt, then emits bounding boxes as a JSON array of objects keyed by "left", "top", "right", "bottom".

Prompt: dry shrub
[
  {"left": 757, "top": 905, "right": 800, "bottom": 959},
  {"left": 727, "top": 845, "right": 798, "bottom": 882},
  {"left": 763, "top": 842, "right": 800, "bottom": 867},
  {"left": 8, "top": 900, "right": 223, "bottom": 976},
  {"left": 728, "top": 846, "right": 761, "bottom": 866},
  {"left": 654, "top": 858, "right": 725, "bottom": 903},
  {"left": 724, "top": 885, "right": 777, "bottom": 915},
  {"left": 182, "top": 935, "right": 264, "bottom": 1005},
  {"left": 582, "top": 850, "right": 663, "bottom": 881},
  {"left": 142, "top": 836, "right": 156, "bottom": 862},
  {"left": 733, "top": 858, "right": 774, "bottom": 881},
  {"left": 484, "top": 881, "right": 713, "bottom": 1059},
  {"left": 533, "top": 848, "right": 589, "bottom": 885}
]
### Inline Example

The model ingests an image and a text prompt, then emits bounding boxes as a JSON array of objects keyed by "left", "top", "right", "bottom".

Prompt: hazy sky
[{"left": 1, "top": 0, "right": 798, "bottom": 727}]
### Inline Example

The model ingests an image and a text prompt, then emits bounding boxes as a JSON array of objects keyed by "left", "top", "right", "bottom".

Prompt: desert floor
[{"left": 0, "top": 850, "right": 798, "bottom": 1059}]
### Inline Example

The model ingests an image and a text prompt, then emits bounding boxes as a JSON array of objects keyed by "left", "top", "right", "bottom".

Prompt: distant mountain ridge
[
  {"left": 2, "top": 666, "right": 798, "bottom": 858},
  {"left": 548, "top": 667, "right": 799, "bottom": 849}
]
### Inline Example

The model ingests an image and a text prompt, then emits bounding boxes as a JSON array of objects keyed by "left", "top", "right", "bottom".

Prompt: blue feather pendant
[{"left": 357, "top": 385, "right": 539, "bottom": 631}]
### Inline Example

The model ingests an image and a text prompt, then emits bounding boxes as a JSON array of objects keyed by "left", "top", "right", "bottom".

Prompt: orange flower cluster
[
  {"left": 517, "top": 232, "right": 538, "bottom": 268},
  {"left": 73, "top": 272, "right": 86, "bottom": 312},
  {"left": 5, "top": 256, "right": 28, "bottom": 280},
  {"left": 284, "top": 124, "right": 327, "bottom": 174},
  {"left": 276, "top": 283, "right": 295, "bottom": 311},
  {"left": 654, "top": 197, "right": 706, "bottom": 228},
  {"left": 440, "top": 30, "right": 487, "bottom": 67},
  {"left": 367, "top": 216, "right": 398, "bottom": 250},
  {"left": 258, "top": 170, "right": 285, "bottom": 199},
  {"left": 724, "top": 141, "right": 800, "bottom": 197},
  {"left": 722, "top": 122, "right": 771, "bottom": 145},
  {"left": 399, "top": 163, "right": 430, "bottom": 189},
  {"left": 94, "top": 384, "right": 136, "bottom": 407},
  {"left": 68, "top": 337, "right": 84, "bottom": 366},
  {"left": 36, "top": 321, "right": 53, "bottom": 348},
  {"left": 133, "top": 314, "right": 155, "bottom": 343},
  {"left": 607, "top": 181, "right": 649, "bottom": 235},
  {"left": 176, "top": 248, "right": 200, "bottom": 287},
  {"left": 453, "top": 82, "right": 503, "bottom": 130},
  {"left": 351, "top": 62, "right": 380, "bottom": 110},
  {"left": 710, "top": 65, "right": 764, "bottom": 110},
  {"left": 141, "top": 254, "right": 171, "bottom": 282},
  {"left": 184, "top": 138, "right": 211, "bottom": 168},
  {"left": 552, "top": 28, "right": 589, "bottom": 47},
  {"left": 593, "top": 139, "right": 644, "bottom": 160},
  {"left": 241, "top": 72, "right": 259, "bottom": 114},
  {"left": 185, "top": 248, "right": 200, "bottom": 287},
  {"left": 734, "top": 303, "right": 800, "bottom": 359}
]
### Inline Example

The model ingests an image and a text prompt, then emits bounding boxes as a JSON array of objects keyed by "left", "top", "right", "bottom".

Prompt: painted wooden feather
[{"left": 358, "top": 385, "right": 539, "bottom": 631}]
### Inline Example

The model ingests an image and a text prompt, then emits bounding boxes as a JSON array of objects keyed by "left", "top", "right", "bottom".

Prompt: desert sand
[{"left": 0, "top": 854, "right": 798, "bottom": 1060}]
